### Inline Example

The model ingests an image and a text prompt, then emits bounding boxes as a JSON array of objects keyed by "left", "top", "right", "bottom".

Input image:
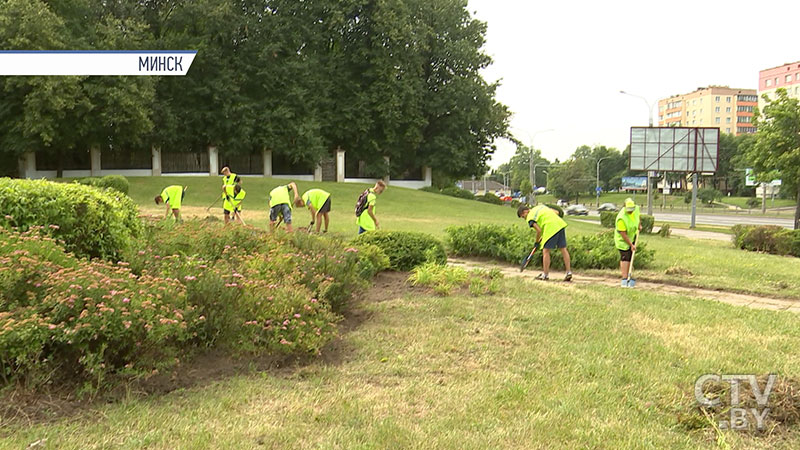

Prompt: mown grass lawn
[{"left": 3, "top": 277, "right": 800, "bottom": 449}]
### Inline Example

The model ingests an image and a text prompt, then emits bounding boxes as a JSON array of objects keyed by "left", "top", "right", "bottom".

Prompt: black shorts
[
  {"left": 619, "top": 248, "right": 633, "bottom": 262},
  {"left": 543, "top": 228, "right": 567, "bottom": 249},
  {"left": 319, "top": 197, "right": 331, "bottom": 214}
]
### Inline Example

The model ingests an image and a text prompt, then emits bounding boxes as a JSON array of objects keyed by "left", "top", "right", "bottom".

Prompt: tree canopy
[{"left": 0, "top": 0, "right": 510, "bottom": 179}]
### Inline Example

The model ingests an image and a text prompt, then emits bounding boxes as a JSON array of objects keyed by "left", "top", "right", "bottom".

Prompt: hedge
[
  {"left": 353, "top": 230, "right": 447, "bottom": 271},
  {"left": 732, "top": 225, "right": 800, "bottom": 257},
  {"left": 476, "top": 193, "right": 504, "bottom": 205},
  {"left": 440, "top": 186, "right": 475, "bottom": 200},
  {"left": 600, "top": 211, "right": 654, "bottom": 234},
  {"left": 446, "top": 223, "right": 654, "bottom": 270},
  {"left": 77, "top": 175, "right": 130, "bottom": 195},
  {"left": 0, "top": 178, "right": 142, "bottom": 260}
]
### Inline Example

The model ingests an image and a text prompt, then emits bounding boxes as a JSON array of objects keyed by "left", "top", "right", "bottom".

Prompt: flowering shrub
[
  {"left": 0, "top": 178, "right": 142, "bottom": 260},
  {"left": 0, "top": 228, "right": 199, "bottom": 388}
]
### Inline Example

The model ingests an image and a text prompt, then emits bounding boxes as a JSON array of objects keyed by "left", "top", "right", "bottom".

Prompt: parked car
[
  {"left": 565, "top": 205, "right": 589, "bottom": 216},
  {"left": 556, "top": 199, "right": 569, "bottom": 207},
  {"left": 598, "top": 203, "right": 618, "bottom": 212}
]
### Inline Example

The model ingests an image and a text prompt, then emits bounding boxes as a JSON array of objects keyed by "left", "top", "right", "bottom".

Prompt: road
[{"left": 588, "top": 211, "right": 795, "bottom": 228}]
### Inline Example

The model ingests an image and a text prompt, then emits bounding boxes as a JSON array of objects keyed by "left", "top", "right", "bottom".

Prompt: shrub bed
[
  {"left": 0, "top": 178, "right": 141, "bottom": 260},
  {"left": 77, "top": 175, "right": 130, "bottom": 195},
  {"left": 732, "top": 225, "right": 800, "bottom": 257},
  {"left": 353, "top": 230, "right": 447, "bottom": 271},
  {"left": 1, "top": 222, "right": 384, "bottom": 391},
  {"left": 446, "top": 224, "right": 654, "bottom": 270},
  {"left": 440, "top": 186, "right": 475, "bottom": 200},
  {"left": 476, "top": 194, "right": 504, "bottom": 205},
  {"left": 600, "top": 210, "right": 654, "bottom": 234}
]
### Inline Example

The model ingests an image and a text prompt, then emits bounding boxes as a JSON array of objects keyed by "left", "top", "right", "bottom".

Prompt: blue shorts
[
  {"left": 543, "top": 228, "right": 567, "bottom": 249},
  {"left": 270, "top": 204, "right": 292, "bottom": 224}
]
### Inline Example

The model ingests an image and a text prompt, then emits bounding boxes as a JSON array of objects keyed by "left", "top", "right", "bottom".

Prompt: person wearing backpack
[
  {"left": 355, "top": 180, "right": 386, "bottom": 234},
  {"left": 269, "top": 181, "right": 300, "bottom": 232},
  {"left": 301, "top": 188, "right": 331, "bottom": 233},
  {"left": 517, "top": 203, "right": 573, "bottom": 282}
]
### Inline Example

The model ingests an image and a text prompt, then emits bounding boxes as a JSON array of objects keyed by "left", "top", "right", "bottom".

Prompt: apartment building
[
  {"left": 758, "top": 60, "right": 800, "bottom": 111},
  {"left": 657, "top": 86, "right": 758, "bottom": 135}
]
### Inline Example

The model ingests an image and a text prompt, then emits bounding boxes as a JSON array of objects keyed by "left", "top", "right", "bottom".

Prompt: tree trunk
[{"left": 795, "top": 183, "right": 800, "bottom": 230}]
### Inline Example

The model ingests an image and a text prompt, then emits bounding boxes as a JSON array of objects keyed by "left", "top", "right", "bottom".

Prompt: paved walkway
[{"left": 448, "top": 258, "right": 800, "bottom": 313}]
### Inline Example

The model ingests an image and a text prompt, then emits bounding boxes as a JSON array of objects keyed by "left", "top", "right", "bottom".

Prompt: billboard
[
  {"left": 621, "top": 176, "right": 648, "bottom": 191},
  {"left": 629, "top": 127, "right": 719, "bottom": 173},
  {"left": 745, "top": 168, "right": 756, "bottom": 186}
]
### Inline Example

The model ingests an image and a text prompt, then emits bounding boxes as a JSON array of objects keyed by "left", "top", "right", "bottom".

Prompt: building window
[
  {"left": 737, "top": 105, "right": 754, "bottom": 112},
  {"left": 737, "top": 126, "right": 757, "bottom": 134},
  {"left": 775, "top": 77, "right": 778, "bottom": 85},
  {"left": 738, "top": 95, "right": 757, "bottom": 102},
  {"left": 715, "top": 96, "right": 720, "bottom": 102},
  {"left": 715, "top": 117, "right": 720, "bottom": 124},
  {"left": 766, "top": 79, "right": 773, "bottom": 87},
  {"left": 738, "top": 116, "right": 752, "bottom": 123},
  {"left": 715, "top": 106, "right": 720, "bottom": 112},
  {"left": 726, "top": 128, "right": 731, "bottom": 133},
  {"left": 726, "top": 117, "right": 731, "bottom": 123},
  {"left": 796, "top": 73, "right": 800, "bottom": 81},
  {"left": 726, "top": 96, "right": 731, "bottom": 102},
  {"left": 787, "top": 75, "right": 793, "bottom": 83},
  {"left": 726, "top": 107, "right": 731, "bottom": 113}
]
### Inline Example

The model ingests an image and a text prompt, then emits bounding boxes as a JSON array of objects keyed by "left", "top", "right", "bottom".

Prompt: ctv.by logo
[{"left": 694, "top": 374, "right": 777, "bottom": 430}]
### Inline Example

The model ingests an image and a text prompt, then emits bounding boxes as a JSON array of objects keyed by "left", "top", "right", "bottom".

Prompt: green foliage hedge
[
  {"left": 446, "top": 224, "right": 654, "bottom": 270},
  {"left": 441, "top": 186, "right": 475, "bottom": 200},
  {"left": 353, "top": 230, "right": 447, "bottom": 271},
  {"left": 476, "top": 193, "right": 504, "bottom": 205},
  {"left": 77, "top": 175, "right": 130, "bottom": 194},
  {"left": 0, "top": 178, "right": 142, "bottom": 260},
  {"left": 1, "top": 221, "right": 382, "bottom": 390},
  {"left": 732, "top": 225, "right": 800, "bottom": 257},
  {"left": 600, "top": 211, "right": 654, "bottom": 234}
]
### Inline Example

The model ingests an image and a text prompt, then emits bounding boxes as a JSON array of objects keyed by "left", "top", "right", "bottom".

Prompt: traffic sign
[{"left": 596, "top": 186, "right": 602, "bottom": 193}]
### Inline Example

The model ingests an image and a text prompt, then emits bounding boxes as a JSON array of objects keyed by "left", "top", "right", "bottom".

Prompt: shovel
[
  {"left": 625, "top": 235, "right": 638, "bottom": 287},
  {"left": 520, "top": 242, "right": 541, "bottom": 272}
]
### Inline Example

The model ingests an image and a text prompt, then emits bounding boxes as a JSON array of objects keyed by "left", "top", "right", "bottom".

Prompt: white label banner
[{"left": 0, "top": 51, "right": 197, "bottom": 76}]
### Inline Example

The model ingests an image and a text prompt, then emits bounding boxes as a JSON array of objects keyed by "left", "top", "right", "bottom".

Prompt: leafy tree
[
  {"left": 751, "top": 88, "right": 800, "bottom": 229},
  {"left": 547, "top": 159, "right": 593, "bottom": 203}
]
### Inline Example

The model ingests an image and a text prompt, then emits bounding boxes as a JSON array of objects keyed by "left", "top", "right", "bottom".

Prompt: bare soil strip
[{"left": 448, "top": 258, "right": 800, "bottom": 313}]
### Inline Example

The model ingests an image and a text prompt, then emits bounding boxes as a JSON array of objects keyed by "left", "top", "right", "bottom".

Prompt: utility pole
[{"left": 620, "top": 90, "right": 656, "bottom": 215}]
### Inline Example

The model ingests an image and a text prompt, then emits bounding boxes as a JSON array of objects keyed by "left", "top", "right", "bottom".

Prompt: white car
[{"left": 565, "top": 205, "right": 589, "bottom": 216}]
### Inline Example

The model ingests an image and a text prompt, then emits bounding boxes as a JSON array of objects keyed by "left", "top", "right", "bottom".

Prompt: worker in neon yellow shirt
[
  {"left": 517, "top": 204, "right": 573, "bottom": 281},
  {"left": 269, "top": 181, "right": 300, "bottom": 232},
  {"left": 223, "top": 184, "right": 247, "bottom": 225},
  {"left": 356, "top": 180, "right": 386, "bottom": 234},
  {"left": 220, "top": 166, "right": 242, "bottom": 225},
  {"left": 615, "top": 198, "right": 642, "bottom": 287},
  {"left": 154, "top": 185, "right": 186, "bottom": 222},
  {"left": 301, "top": 188, "right": 332, "bottom": 233}
]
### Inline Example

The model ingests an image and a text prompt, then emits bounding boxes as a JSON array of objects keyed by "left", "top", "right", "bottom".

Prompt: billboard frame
[{"left": 628, "top": 127, "right": 719, "bottom": 173}]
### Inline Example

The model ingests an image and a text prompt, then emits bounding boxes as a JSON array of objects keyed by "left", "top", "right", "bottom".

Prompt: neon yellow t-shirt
[{"left": 356, "top": 189, "right": 378, "bottom": 230}]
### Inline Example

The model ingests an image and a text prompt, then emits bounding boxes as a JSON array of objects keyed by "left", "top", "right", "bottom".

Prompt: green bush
[
  {"left": 544, "top": 203, "right": 564, "bottom": 217},
  {"left": 78, "top": 175, "right": 130, "bottom": 195},
  {"left": 0, "top": 178, "right": 142, "bottom": 260},
  {"left": 600, "top": 210, "right": 654, "bottom": 234},
  {"left": 732, "top": 225, "right": 800, "bottom": 257},
  {"left": 746, "top": 197, "right": 761, "bottom": 209},
  {"left": 419, "top": 186, "right": 440, "bottom": 194},
  {"left": 657, "top": 223, "right": 672, "bottom": 237},
  {"left": 353, "top": 230, "right": 447, "bottom": 271},
  {"left": 510, "top": 199, "right": 521, "bottom": 208},
  {"left": 476, "top": 193, "right": 504, "bottom": 205},
  {"left": 600, "top": 211, "right": 616, "bottom": 228},
  {"left": 441, "top": 186, "right": 475, "bottom": 200},
  {"left": 446, "top": 224, "right": 654, "bottom": 270}
]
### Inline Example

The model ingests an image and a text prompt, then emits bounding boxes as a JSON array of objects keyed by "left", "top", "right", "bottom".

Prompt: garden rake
[{"left": 519, "top": 242, "right": 541, "bottom": 272}]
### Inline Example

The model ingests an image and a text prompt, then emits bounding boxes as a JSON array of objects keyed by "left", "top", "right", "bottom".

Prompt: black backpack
[{"left": 355, "top": 189, "right": 370, "bottom": 217}]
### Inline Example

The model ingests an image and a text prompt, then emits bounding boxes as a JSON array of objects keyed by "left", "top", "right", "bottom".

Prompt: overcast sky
[{"left": 468, "top": 0, "right": 800, "bottom": 168}]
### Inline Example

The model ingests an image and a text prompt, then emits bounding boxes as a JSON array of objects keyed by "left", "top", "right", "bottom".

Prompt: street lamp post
[
  {"left": 533, "top": 163, "right": 560, "bottom": 204},
  {"left": 620, "top": 90, "right": 656, "bottom": 215},
  {"left": 527, "top": 128, "right": 554, "bottom": 192},
  {"left": 596, "top": 156, "right": 611, "bottom": 208}
]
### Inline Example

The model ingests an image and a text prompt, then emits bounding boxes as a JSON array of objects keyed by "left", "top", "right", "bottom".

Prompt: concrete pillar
[
  {"left": 383, "top": 156, "right": 390, "bottom": 184},
  {"left": 263, "top": 148, "right": 272, "bottom": 177},
  {"left": 19, "top": 152, "right": 35, "bottom": 178},
  {"left": 336, "top": 148, "right": 345, "bottom": 182},
  {"left": 151, "top": 146, "right": 162, "bottom": 176},
  {"left": 90, "top": 146, "right": 102, "bottom": 177},
  {"left": 208, "top": 145, "right": 219, "bottom": 176},
  {"left": 423, "top": 166, "right": 432, "bottom": 187},
  {"left": 314, "top": 164, "right": 323, "bottom": 182}
]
